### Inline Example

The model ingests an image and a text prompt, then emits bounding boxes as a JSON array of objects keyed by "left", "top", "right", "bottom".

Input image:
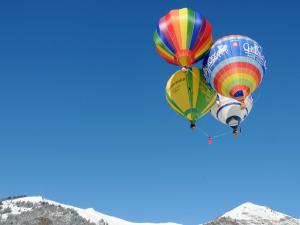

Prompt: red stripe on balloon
[
  {"left": 213, "top": 62, "right": 262, "bottom": 91},
  {"left": 164, "top": 11, "right": 181, "bottom": 52},
  {"left": 193, "top": 20, "right": 213, "bottom": 54},
  {"left": 190, "top": 19, "right": 207, "bottom": 52},
  {"left": 216, "top": 62, "right": 261, "bottom": 86},
  {"left": 155, "top": 47, "right": 175, "bottom": 64},
  {"left": 229, "top": 85, "right": 250, "bottom": 100},
  {"left": 214, "top": 70, "right": 260, "bottom": 95},
  {"left": 158, "top": 17, "right": 177, "bottom": 53}
]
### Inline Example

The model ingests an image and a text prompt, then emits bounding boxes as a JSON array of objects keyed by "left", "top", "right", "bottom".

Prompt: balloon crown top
[{"left": 213, "top": 34, "right": 260, "bottom": 46}]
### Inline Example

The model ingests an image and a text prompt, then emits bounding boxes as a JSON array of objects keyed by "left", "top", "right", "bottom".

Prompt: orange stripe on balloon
[
  {"left": 194, "top": 36, "right": 212, "bottom": 58},
  {"left": 156, "top": 47, "right": 174, "bottom": 61},
  {"left": 214, "top": 62, "right": 262, "bottom": 90},
  {"left": 163, "top": 13, "right": 180, "bottom": 52},
  {"left": 215, "top": 63, "right": 251, "bottom": 86},
  {"left": 156, "top": 48, "right": 176, "bottom": 65},
  {"left": 229, "top": 85, "right": 251, "bottom": 100},
  {"left": 220, "top": 73, "right": 257, "bottom": 96},
  {"left": 215, "top": 70, "right": 260, "bottom": 95},
  {"left": 169, "top": 10, "right": 182, "bottom": 50},
  {"left": 156, "top": 44, "right": 174, "bottom": 59}
]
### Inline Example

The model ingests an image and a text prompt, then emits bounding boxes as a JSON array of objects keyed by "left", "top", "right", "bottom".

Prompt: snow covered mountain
[
  {"left": 0, "top": 196, "right": 299, "bottom": 225},
  {"left": 0, "top": 196, "right": 180, "bottom": 225},
  {"left": 203, "top": 202, "right": 300, "bottom": 225}
]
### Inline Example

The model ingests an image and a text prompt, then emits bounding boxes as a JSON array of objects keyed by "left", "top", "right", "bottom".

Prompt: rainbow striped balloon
[
  {"left": 154, "top": 8, "right": 213, "bottom": 67},
  {"left": 166, "top": 68, "right": 217, "bottom": 125},
  {"left": 203, "top": 35, "right": 267, "bottom": 102}
]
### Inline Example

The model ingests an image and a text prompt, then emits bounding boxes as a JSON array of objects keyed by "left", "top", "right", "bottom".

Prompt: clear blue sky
[{"left": 0, "top": 1, "right": 299, "bottom": 225}]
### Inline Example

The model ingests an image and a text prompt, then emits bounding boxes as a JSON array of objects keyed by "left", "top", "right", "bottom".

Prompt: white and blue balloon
[{"left": 210, "top": 95, "right": 253, "bottom": 135}]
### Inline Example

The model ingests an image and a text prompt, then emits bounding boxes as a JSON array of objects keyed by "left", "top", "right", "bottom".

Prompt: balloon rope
[
  {"left": 213, "top": 131, "right": 231, "bottom": 139},
  {"left": 186, "top": 68, "right": 234, "bottom": 141},
  {"left": 195, "top": 126, "right": 231, "bottom": 139},
  {"left": 195, "top": 127, "right": 210, "bottom": 137},
  {"left": 187, "top": 67, "right": 209, "bottom": 84}
]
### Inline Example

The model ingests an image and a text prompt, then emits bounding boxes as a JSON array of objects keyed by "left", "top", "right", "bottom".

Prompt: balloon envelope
[
  {"left": 210, "top": 95, "right": 253, "bottom": 128},
  {"left": 203, "top": 35, "right": 266, "bottom": 102},
  {"left": 154, "top": 8, "right": 213, "bottom": 67},
  {"left": 166, "top": 68, "right": 217, "bottom": 123}
]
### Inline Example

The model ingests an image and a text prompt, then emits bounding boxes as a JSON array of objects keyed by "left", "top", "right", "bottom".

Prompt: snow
[
  {"left": 2, "top": 197, "right": 299, "bottom": 225},
  {"left": 1, "top": 197, "right": 36, "bottom": 219},
  {"left": 1, "top": 196, "right": 180, "bottom": 225},
  {"left": 222, "top": 202, "right": 288, "bottom": 221}
]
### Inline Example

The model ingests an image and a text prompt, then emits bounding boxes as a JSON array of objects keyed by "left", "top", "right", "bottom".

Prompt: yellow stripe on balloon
[
  {"left": 194, "top": 39, "right": 212, "bottom": 58},
  {"left": 220, "top": 73, "right": 257, "bottom": 95},
  {"left": 221, "top": 74, "right": 256, "bottom": 95},
  {"left": 191, "top": 68, "right": 200, "bottom": 107},
  {"left": 202, "top": 94, "right": 217, "bottom": 114},
  {"left": 186, "top": 114, "right": 192, "bottom": 121},
  {"left": 166, "top": 72, "right": 190, "bottom": 112},
  {"left": 166, "top": 98, "right": 184, "bottom": 117},
  {"left": 156, "top": 46, "right": 174, "bottom": 61},
  {"left": 179, "top": 8, "right": 188, "bottom": 50}
]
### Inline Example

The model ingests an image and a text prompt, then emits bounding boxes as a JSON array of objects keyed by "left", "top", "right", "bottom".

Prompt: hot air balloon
[
  {"left": 210, "top": 95, "right": 253, "bottom": 135},
  {"left": 166, "top": 68, "right": 217, "bottom": 128},
  {"left": 203, "top": 35, "right": 266, "bottom": 104},
  {"left": 154, "top": 8, "right": 213, "bottom": 68}
]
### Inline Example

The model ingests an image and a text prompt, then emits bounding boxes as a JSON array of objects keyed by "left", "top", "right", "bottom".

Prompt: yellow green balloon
[{"left": 165, "top": 68, "right": 217, "bottom": 127}]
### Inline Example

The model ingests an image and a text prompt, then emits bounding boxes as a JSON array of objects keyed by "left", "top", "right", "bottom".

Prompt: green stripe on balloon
[
  {"left": 186, "top": 9, "right": 195, "bottom": 50},
  {"left": 195, "top": 71, "right": 203, "bottom": 113},
  {"left": 183, "top": 108, "right": 200, "bottom": 121},
  {"left": 165, "top": 93, "right": 184, "bottom": 116},
  {"left": 224, "top": 77, "right": 254, "bottom": 96},
  {"left": 153, "top": 31, "right": 174, "bottom": 56},
  {"left": 185, "top": 71, "right": 194, "bottom": 120}
]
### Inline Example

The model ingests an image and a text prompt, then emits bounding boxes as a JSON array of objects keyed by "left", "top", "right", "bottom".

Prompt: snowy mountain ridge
[
  {"left": 222, "top": 202, "right": 290, "bottom": 221},
  {"left": 0, "top": 196, "right": 179, "bottom": 225},
  {"left": 0, "top": 196, "right": 299, "bottom": 225},
  {"left": 207, "top": 202, "right": 300, "bottom": 225}
]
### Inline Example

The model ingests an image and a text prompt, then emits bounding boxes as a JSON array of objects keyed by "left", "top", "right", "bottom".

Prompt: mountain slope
[
  {"left": 0, "top": 196, "right": 180, "bottom": 225},
  {"left": 0, "top": 196, "right": 299, "bottom": 225},
  {"left": 203, "top": 202, "right": 300, "bottom": 225}
]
